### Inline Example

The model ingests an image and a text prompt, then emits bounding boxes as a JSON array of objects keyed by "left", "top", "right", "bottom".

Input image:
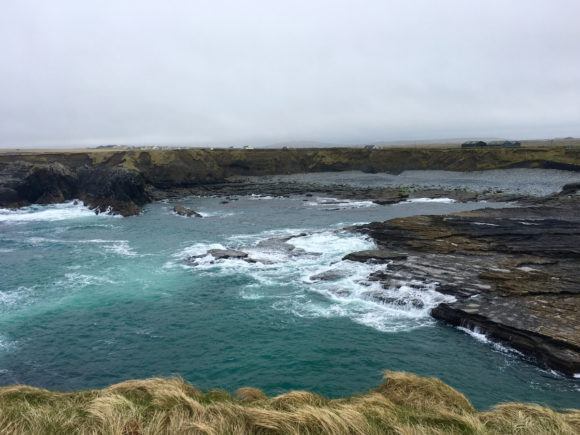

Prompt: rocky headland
[{"left": 346, "top": 185, "right": 580, "bottom": 376}]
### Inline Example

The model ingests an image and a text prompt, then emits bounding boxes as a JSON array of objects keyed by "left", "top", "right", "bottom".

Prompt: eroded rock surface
[{"left": 347, "top": 193, "right": 580, "bottom": 376}]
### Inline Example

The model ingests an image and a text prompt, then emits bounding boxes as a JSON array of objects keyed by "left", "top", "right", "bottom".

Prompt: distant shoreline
[{"left": 1, "top": 137, "right": 579, "bottom": 154}]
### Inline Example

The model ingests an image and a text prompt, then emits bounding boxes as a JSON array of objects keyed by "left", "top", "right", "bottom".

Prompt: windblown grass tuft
[{"left": 0, "top": 371, "right": 576, "bottom": 434}]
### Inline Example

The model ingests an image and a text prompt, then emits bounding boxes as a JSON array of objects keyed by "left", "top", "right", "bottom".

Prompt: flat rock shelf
[{"left": 348, "top": 191, "right": 580, "bottom": 376}]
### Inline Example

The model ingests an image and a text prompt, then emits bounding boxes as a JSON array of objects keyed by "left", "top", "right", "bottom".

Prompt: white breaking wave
[
  {"left": 0, "top": 286, "right": 32, "bottom": 308},
  {"left": 24, "top": 237, "right": 138, "bottom": 257},
  {"left": 0, "top": 201, "right": 116, "bottom": 223},
  {"left": 458, "top": 326, "right": 521, "bottom": 354},
  {"left": 403, "top": 198, "right": 456, "bottom": 203},
  {"left": 176, "top": 228, "right": 454, "bottom": 332},
  {"left": 248, "top": 194, "right": 279, "bottom": 200},
  {"left": 102, "top": 241, "right": 138, "bottom": 257},
  {"left": 56, "top": 273, "right": 117, "bottom": 289},
  {"left": 0, "top": 335, "right": 16, "bottom": 352},
  {"left": 197, "top": 211, "right": 236, "bottom": 218},
  {"left": 173, "top": 242, "right": 227, "bottom": 260},
  {"left": 304, "top": 197, "right": 377, "bottom": 209}
]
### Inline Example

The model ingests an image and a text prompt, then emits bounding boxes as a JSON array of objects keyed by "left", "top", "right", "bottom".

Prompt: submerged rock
[
  {"left": 255, "top": 234, "right": 307, "bottom": 255},
  {"left": 309, "top": 270, "right": 347, "bottom": 281},
  {"left": 173, "top": 204, "right": 202, "bottom": 217},
  {"left": 207, "top": 249, "right": 249, "bottom": 260},
  {"left": 373, "top": 191, "right": 409, "bottom": 205},
  {"left": 186, "top": 248, "right": 256, "bottom": 264}
]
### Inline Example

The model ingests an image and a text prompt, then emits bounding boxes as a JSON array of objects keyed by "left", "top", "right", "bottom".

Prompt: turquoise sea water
[{"left": 0, "top": 172, "right": 579, "bottom": 410}]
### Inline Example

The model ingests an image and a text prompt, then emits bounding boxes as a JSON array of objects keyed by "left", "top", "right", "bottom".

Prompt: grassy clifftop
[
  {"left": 0, "top": 371, "right": 577, "bottom": 434},
  {"left": 3, "top": 147, "right": 580, "bottom": 185}
]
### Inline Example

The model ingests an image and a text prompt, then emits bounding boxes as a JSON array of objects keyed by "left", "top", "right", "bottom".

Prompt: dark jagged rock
[
  {"left": 17, "top": 162, "right": 78, "bottom": 204},
  {"left": 0, "top": 187, "right": 19, "bottom": 204},
  {"left": 561, "top": 182, "right": 580, "bottom": 195},
  {"left": 173, "top": 204, "right": 202, "bottom": 217},
  {"left": 347, "top": 196, "right": 580, "bottom": 376},
  {"left": 77, "top": 166, "right": 149, "bottom": 216},
  {"left": 343, "top": 250, "right": 408, "bottom": 263},
  {"left": 206, "top": 249, "right": 249, "bottom": 260},
  {"left": 373, "top": 192, "right": 409, "bottom": 205},
  {"left": 431, "top": 296, "right": 580, "bottom": 375},
  {"left": 0, "top": 159, "right": 149, "bottom": 216}
]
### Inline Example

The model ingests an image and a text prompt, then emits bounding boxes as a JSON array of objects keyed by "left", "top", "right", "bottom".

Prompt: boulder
[
  {"left": 373, "top": 192, "right": 409, "bottom": 205},
  {"left": 561, "top": 182, "right": 580, "bottom": 195},
  {"left": 173, "top": 204, "right": 202, "bottom": 217}
]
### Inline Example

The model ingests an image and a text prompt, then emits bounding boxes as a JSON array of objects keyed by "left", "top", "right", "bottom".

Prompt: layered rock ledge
[{"left": 347, "top": 190, "right": 580, "bottom": 376}]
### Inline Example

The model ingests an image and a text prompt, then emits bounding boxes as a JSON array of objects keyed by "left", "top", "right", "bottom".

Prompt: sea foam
[
  {"left": 304, "top": 197, "right": 377, "bottom": 209},
  {"left": 177, "top": 228, "right": 454, "bottom": 332},
  {"left": 0, "top": 201, "right": 115, "bottom": 223},
  {"left": 403, "top": 198, "right": 456, "bottom": 203}
]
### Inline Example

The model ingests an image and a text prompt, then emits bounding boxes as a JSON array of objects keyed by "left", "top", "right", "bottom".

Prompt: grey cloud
[{"left": 0, "top": 0, "right": 579, "bottom": 147}]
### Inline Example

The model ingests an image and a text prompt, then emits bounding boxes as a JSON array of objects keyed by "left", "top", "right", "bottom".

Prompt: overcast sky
[{"left": 1, "top": 0, "right": 579, "bottom": 147}]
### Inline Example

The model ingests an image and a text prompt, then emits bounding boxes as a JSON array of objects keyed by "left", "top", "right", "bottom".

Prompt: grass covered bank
[{"left": 0, "top": 371, "right": 577, "bottom": 434}]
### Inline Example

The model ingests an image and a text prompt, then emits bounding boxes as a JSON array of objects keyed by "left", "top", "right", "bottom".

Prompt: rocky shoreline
[
  {"left": 2, "top": 147, "right": 579, "bottom": 215},
  {"left": 346, "top": 185, "right": 580, "bottom": 376}
]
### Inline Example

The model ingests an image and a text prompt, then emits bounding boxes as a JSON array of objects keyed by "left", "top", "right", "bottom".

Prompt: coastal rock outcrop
[
  {"left": 77, "top": 166, "right": 149, "bottom": 216},
  {"left": 347, "top": 194, "right": 580, "bottom": 376},
  {"left": 0, "top": 160, "right": 149, "bottom": 216},
  {"left": 173, "top": 204, "right": 202, "bottom": 217},
  {"left": 17, "top": 162, "right": 78, "bottom": 204}
]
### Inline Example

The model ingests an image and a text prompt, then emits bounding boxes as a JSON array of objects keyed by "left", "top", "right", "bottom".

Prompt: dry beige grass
[{"left": 0, "top": 371, "right": 577, "bottom": 434}]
